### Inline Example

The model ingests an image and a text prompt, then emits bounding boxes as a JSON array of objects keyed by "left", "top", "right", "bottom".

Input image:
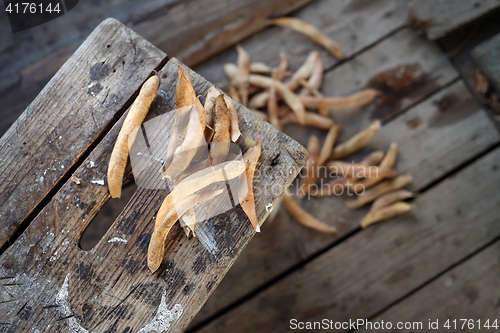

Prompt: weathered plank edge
[{"left": 0, "top": 18, "right": 169, "bottom": 253}]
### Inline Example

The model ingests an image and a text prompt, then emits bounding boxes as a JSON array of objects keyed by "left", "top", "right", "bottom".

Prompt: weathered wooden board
[
  {"left": 474, "top": 32, "right": 500, "bottom": 94},
  {"left": 0, "top": 56, "right": 307, "bottom": 332},
  {"left": 356, "top": 241, "right": 500, "bottom": 333},
  {"left": 196, "top": 146, "right": 500, "bottom": 332},
  {"left": 408, "top": 0, "right": 500, "bottom": 40},
  {"left": 0, "top": 0, "right": 314, "bottom": 137},
  {"left": 320, "top": 27, "right": 458, "bottom": 140},
  {"left": 189, "top": 61, "right": 497, "bottom": 330},
  {"left": 0, "top": 18, "right": 167, "bottom": 252},
  {"left": 195, "top": 0, "right": 409, "bottom": 86},
  {"left": 80, "top": 182, "right": 137, "bottom": 251},
  {"left": 437, "top": 12, "right": 500, "bottom": 127}
]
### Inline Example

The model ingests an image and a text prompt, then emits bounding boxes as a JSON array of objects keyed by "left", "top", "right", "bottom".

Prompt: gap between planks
[{"left": 0, "top": 55, "right": 170, "bottom": 256}]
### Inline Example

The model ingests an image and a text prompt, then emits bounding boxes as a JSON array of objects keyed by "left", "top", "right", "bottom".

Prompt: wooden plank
[
  {"left": 356, "top": 241, "right": 500, "bottom": 333},
  {"left": 474, "top": 32, "right": 500, "bottom": 94},
  {"left": 408, "top": 0, "right": 500, "bottom": 40},
  {"left": 436, "top": 12, "right": 500, "bottom": 128},
  {"left": 80, "top": 182, "right": 137, "bottom": 251},
  {"left": 0, "top": 57, "right": 307, "bottom": 332},
  {"left": 0, "top": 18, "right": 167, "bottom": 252},
  {"left": 195, "top": 146, "right": 500, "bottom": 333},
  {"left": 189, "top": 36, "right": 495, "bottom": 327},
  {"left": 0, "top": 0, "right": 314, "bottom": 137},
  {"left": 320, "top": 27, "right": 458, "bottom": 140},
  {"left": 195, "top": 0, "right": 409, "bottom": 86}
]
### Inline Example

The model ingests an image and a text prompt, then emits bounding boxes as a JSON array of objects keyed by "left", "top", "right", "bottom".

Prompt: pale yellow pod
[
  {"left": 345, "top": 175, "right": 413, "bottom": 209},
  {"left": 248, "top": 74, "right": 306, "bottom": 124},
  {"left": 148, "top": 189, "right": 223, "bottom": 273},
  {"left": 204, "top": 85, "right": 219, "bottom": 129},
  {"left": 269, "top": 17, "right": 344, "bottom": 59},
  {"left": 108, "top": 73, "right": 160, "bottom": 198},
  {"left": 282, "top": 192, "right": 336, "bottom": 234},
  {"left": 361, "top": 201, "right": 415, "bottom": 228},
  {"left": 330, "top": 120, "right": 381, "bottom": 159},
  {"left": 238, "top": 141, "right": 261, "bottom": 231},
  {"left": 370, "top": 190, "right": 415, "bottom": 213},
  {"left": 210, "top": 95, "right": 231, "bottom": 165},
  {"left": 223, "top": 95, "right": 241, "bottom": 142},
  {"left": 280, "top": 111, "right": 335, "bottom": 131},
  {"left": 317, "top": 124, "right": 341, "bottom": 166},
  {"left": 299, "top": 89, "right": 380, "bottom": 110}
]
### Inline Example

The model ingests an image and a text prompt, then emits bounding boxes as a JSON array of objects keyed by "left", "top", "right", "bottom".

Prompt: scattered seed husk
[
  {"left": 238, "top": 140, "right": 262, "bottom": 231},
  {"left": 236, "top": 45, "right": 251, "bottom": 106},
  {"left": 318, "top": 124, "right": 341, "bottom": 166},
  {"left": 249, "top": 74, "right": 306, "bottom": 124},
  {"left": 360, "top": 150, "right": 385, "bottom": 166},
  {"left": 204, "top": 85, "right": 219, "bottom": 128},
  {"left": 282, "top": 192, "right": 336, "bottom": 233},
  {"left": 163, "top": 106, "right": 205, "bottom": 181},
  {"left": 306, "top": 54, "right": 324, "bottom": 93},
  {"left": 175, "top": 65, "right": 196, "bottom": 109},
  {"left": 345, "top": 175, "right": 413, "bottom": 209},
  {"left": 108, "top": 73, "right": 160, "bottom": 198},
  {"left": 71, "top": 175, "right": 81, "bottom": 185},
  {"left": 380, "top": 142, "right": 398, "bottom": 168},
  {"left": 250, "top": 62, "right": 274, "bottom": 73},
  {"left": 248, "top": 91, "right": 270, "bottom": 109},
  {"left": 299, "top": 89, "right": 380, "bottom": 110},
  {"left": 269, "top": 17, "right": 344, "bottom": 59},
  {"left": 370, "top": 190, "right": 415, "bottom": 213},
  {"left": 162, "top": 105, "right": 191, "bottom": 174},
  {"left": 287, "top": 51, "right": 318, "bottom": 91},
  {"left": 224, "top": 63, "right": 241, "bottom": 102},
  {"left": 349, "top": 143, "right": 398, "bottom": 190},
  {"left": 267, "top": 71, "right": 281, "bottom": 130},
  {"left": 280, "top": 110, "right": 335, "bottom": 130},
  {"left": 361, "top": 202, "right": 415, "bottom": 228},
  {"left": 148, "top": 189, "right": 223, "bottom": 273},
  {"left": 210, "top": 95, "right": 231, "bottom": 165},
  {"left": 330, "top": 120, "right": 381, "bottom": 159},
  {"left": 224, "top": 94, "right": 241, "bottom": 142}
]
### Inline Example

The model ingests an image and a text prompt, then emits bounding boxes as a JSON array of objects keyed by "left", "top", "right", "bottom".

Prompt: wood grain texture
[
  {"left": 196, "top": 147, "right": 500, "bottom": 332},
  {"left": 437, "top": 13, "right": 500, "bottom": 131},
  {"left": 357, "top": 240, "right": 500, "bottom": 333},
  {"left": 0, "top": 56, "right": 307, "bottom": 332},
  {"left": 320, "top": 27, "right": 458, "bottom": 140},
  {"left": 408, "top": 0, "right": 500, "bottom": 40},
  {"left": 189, "top": 33, "right": 498, "bottom": 327},
  {"left": 0, "top": 18, "right": 167, "bottom": 252},
  {"left": 474, "top": 32, "right": 500, "bottom": 94},
  {"left": 0, "top": 0, "right": 314, "bottom": 137},
  {"left": 195, "top": 0, "right": 409, "bottom": 86}
]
